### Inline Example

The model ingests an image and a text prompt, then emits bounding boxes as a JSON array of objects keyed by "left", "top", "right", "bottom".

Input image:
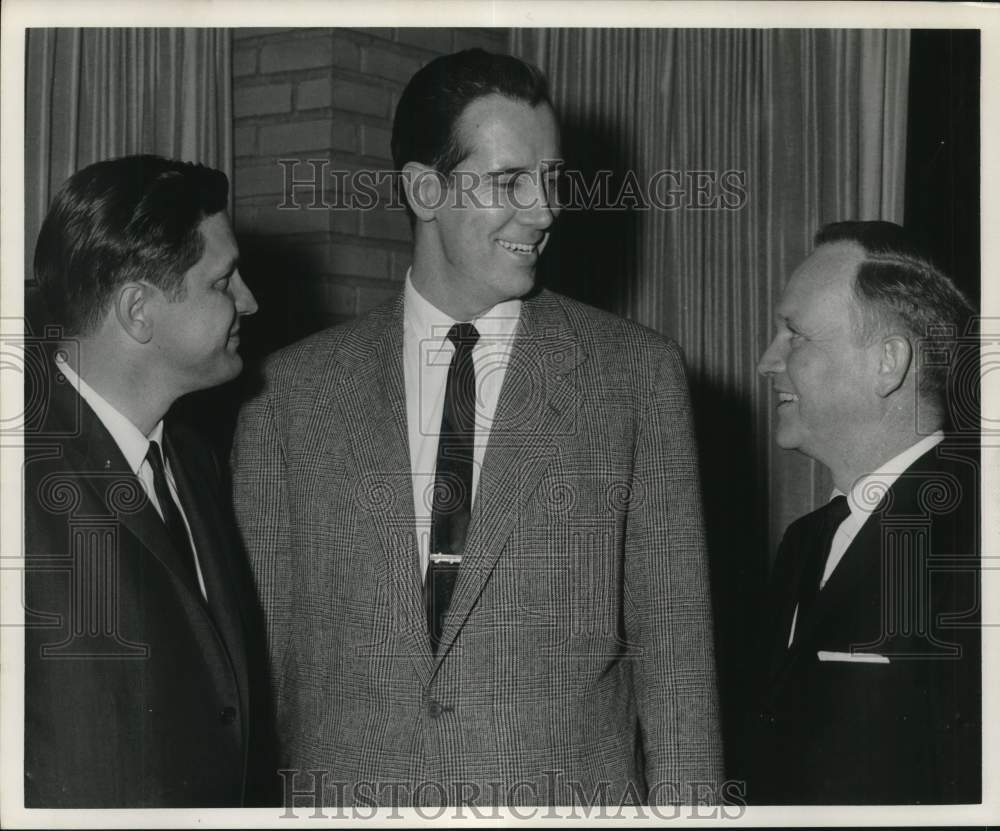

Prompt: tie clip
[{"left": 429, "top": 553, "right": 463, "bottom": 565}]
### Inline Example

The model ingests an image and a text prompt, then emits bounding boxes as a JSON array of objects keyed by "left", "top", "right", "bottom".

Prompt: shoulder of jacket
[{"left": 535, "top": 289, "right": 683, "bottom": 358}]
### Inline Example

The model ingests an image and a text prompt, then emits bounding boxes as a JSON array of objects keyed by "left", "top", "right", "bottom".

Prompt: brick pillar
[{"left": 231, "top": 28, "right": 509, "bottom": 356}]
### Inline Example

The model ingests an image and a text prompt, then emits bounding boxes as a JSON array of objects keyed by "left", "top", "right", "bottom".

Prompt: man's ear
[
  {"left": 401, "top": 162, "right": 446, "bottom": 222},
  {"left": 875, "top": 334, "right": 912, "bottom": 397},
  {"left": 114, "top": 282, "right": 155, "bottom": 344}
]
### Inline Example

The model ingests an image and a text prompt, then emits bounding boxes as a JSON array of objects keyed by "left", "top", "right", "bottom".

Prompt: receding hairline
[
  {"left": 791, "top": 239, "right": 873, "bottom": 343},
  {"left": 447, "top": 93, "right": 559, "bottom": 170},
  {"left": 797, "top": 239, "right": 867, "bottom": 291}
]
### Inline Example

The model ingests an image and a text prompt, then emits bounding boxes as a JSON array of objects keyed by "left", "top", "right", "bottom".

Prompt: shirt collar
[
  {"left": 404, "top": 269, "right": 521, "bottom": 344},
  {"left": 836, "top": 430, "right": 945, "bottom": 517},
  {"left": 55, "top": 354, "right": 163, "bottom": 475}
]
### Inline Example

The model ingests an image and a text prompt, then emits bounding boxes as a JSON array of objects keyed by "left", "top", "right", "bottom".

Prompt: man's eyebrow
[
  {"left": 485, "top": 166, "right": 532, "bottom": 177},
  {"left": 217, "top": 257, "right": 239, "bottom": 277},
  {"left": 485, "top": 161, "right": 565, "bottom": 177}
]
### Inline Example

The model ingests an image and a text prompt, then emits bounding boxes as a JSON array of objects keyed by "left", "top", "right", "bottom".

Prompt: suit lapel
[
  {"left": 764, "top": 524, "right": 813, "bottom": 681},
  {"left": 776, "top": 512, "right": 884, "bottom": 681},
  {"left": 773, "top": 452, "right": 945, "bottom": 678},
  {"left": 47, "top": 375, "right": 206, "bottom": 602},
  {"left": 164, "top": 427, "right": 249, "bottom": 712},
  {"left": 41, "top": 369, "right": 243, "bottom": 710},
  {"left": 333, "top": 297, "right": 434, "bottom": 681},
  {"left": 434, "top": 292, "right": 586, "bottom": 664}
]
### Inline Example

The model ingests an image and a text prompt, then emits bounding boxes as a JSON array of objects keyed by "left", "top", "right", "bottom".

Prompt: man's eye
[
  {"left": 216, "top": 277, "right": 231, "bottom": 291},
  {"left": 494, "top": 174, "right": 535, "bottom": 190}
]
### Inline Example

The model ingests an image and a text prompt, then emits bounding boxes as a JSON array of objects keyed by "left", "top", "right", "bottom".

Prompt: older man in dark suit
[
  {"left": 24, "top": 155, "right": 267, "bottom": 807},
  {"left": 746, "top": 221, "right": 980, "bottom": 804},
  {"left": 232, "top": 49, "right": 722, "bottom": 808}
]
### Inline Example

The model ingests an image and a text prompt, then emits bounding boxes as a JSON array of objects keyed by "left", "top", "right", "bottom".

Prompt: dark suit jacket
[
  {"left": 232, "top": 289, "right": 723, "bottom": 806},
  {"left": 23, "top": 356, "right": 269, "bottom": 807},
  {"left": 743, "top": 441, "right": 981, "bottom": 804}
]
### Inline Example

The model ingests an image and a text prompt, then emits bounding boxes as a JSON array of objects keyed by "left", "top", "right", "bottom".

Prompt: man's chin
[
  {"left": 222, "top": 354, "right": 244, "bottom": 381},
  {"left": 200, "top": 356, "right": 244, "bottom": 390},
  {"left": 773, "top": 428, "right": 800, "bottom": 452},
  {"left": 505, "top": 267, "right": 537, "bottom": 298}
]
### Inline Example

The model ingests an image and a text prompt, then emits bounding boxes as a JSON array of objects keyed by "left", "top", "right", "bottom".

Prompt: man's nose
[
  {"left": 232, "top": 270, "right": 259, "bottom": 316},
  {"left": 757, "top": 335, "right": 785, "bottom": 377},
  {"left": 518, "top": 174, "right": 558, "bottom": 229}
]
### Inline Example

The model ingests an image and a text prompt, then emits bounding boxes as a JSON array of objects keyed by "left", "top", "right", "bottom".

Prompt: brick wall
[{"left": 231, "top": 27, "right": 509, "bottom": 356}]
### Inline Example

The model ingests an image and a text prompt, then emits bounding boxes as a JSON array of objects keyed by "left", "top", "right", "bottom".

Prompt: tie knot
[
  {"left": 822, "top": 494, "right": 851, "bottom": 529},
  {"left": 447, "top": 323, "right": 480, "bottom": 350},
  {"left": 146, "top": 440, "right": 165, "bottom": 470}
]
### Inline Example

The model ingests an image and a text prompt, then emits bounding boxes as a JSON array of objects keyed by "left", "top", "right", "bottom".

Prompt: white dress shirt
[
  {"left": 402, "top": 272, "right": 521, "bottom": 578},
  {"left": 56, "top": 355, "right": 208, "bottom": 599},
  {"left": 788, "top": 430, "right": 944, "bottom": 646},
  {"left": 823, "top": 430, "right": 945, "bottom": 587}
]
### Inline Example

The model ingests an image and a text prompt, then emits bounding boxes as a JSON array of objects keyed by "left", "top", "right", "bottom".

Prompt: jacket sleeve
[
  {"left": 623, "top": 339, "right": 724, "bottom": 802},
  {"left": 230, "top": 378, "right": 292, "bottom": 736}
]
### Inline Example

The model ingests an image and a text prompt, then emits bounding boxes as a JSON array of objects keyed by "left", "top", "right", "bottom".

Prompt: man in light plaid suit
[{"left": 232, "top": 49, "right": 722, "bottom": 808}]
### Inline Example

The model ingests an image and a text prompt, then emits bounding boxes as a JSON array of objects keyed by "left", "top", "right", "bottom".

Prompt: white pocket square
[{"left": 817, "top": 650, "right": 890, "bottom": 664}]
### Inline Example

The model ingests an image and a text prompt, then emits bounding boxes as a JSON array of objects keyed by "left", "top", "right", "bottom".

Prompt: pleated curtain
[
  {"left": 24, "top": 28, "right": 233, "bottom": 285},
  {"left": 511, "top": 28, "right": 909, "bottom": 557}
]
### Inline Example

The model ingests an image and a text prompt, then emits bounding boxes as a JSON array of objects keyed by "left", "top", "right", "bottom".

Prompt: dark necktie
[
  {"left": 426, "top": 322, "right": 480, "bottom": 655},
  {"left": 146, "top": 440, "right": 198, "bottom": 588},
  {"left": 795, "top": 494, "right": 851, "bottom": 634}
]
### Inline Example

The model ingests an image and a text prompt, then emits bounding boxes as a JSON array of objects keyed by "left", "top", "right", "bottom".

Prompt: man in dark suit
[
  {"left": 24, "top": 155, "right": 266, "bottom": 807},
  {"left": 232, "top": 50, "right": 722, "bottom": 807},
  {"left": 747, "top": 221, "right": 980, "bottom": 804}
]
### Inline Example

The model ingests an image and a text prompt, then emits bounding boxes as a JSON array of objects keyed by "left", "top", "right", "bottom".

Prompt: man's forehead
[
  {"left": 198, "top": 212, "right": 236, "bottom": 245},
  {"left": 777, "top": 241, "right": 865, "bottom": 318},
  {"left": 454, "top": 93, "right": 561, "bottom": 167},
  {"left": 787, "top": 242, "right": 864, "bottom": 297},
  {"left": 191, "top": 212, "right": 238, "bottom": 269}
]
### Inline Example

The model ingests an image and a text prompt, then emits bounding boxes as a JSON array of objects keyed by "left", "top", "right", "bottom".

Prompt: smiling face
[
  {"left": 412, "top": 93, "right": 562, "bottom": 320},
  {"left": 757, "top": 241, "right": 884, "bottom": 473},
  {"left": 148, "top": 212, "right": 258, "bottom": 395}
]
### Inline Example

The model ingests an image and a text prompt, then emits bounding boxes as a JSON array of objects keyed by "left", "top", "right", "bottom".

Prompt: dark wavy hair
[
  {"left": 815, "top": 220, "right": 974, "bottom": 406},
  {"left": 34, "top": 154, "right": 229, "bottom": 336}
]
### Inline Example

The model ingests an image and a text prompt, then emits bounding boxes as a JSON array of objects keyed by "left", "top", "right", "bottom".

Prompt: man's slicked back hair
[
  {"left": 34, "top": 154, "right": 229, "bottom": 337},
  {"left": 391, "top": 48, "right": 552, "bottom": 217},
  {"left": 815, "top": 220, "right": 974, "bottom": 407}
]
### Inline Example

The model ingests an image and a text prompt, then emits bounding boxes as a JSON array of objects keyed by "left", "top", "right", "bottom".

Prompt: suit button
[
  {"left": 427, "top": 700, "right": 453, "bottom": 718},
  {"left": 220, "top": 706, "right": 237, "bottom": 725}
]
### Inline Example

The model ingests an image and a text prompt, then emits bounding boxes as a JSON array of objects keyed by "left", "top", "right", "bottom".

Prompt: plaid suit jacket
[{"left": 232, "top": 289, "right": 722, "bottom": 806}]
